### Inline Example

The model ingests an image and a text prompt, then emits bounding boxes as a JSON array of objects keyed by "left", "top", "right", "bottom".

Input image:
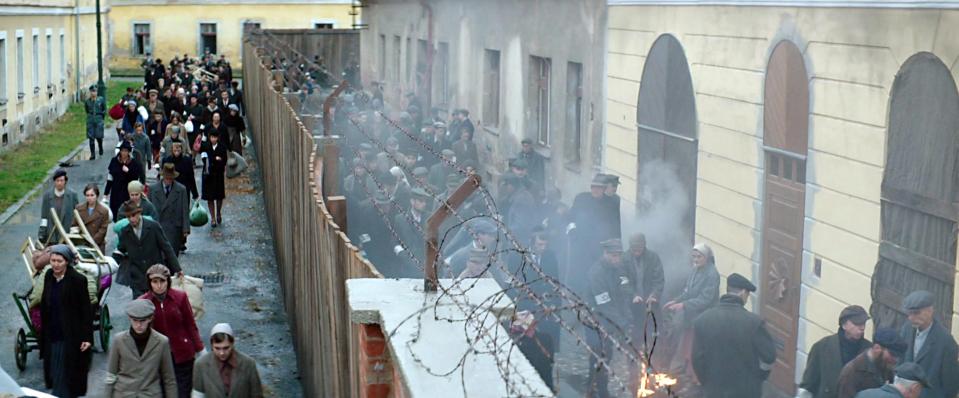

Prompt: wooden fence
[
  {"left": 262, "top": 29, "right": 360, "bottom": 79},
  {"left": 242, "top": 39, "right": 381, "bottom": 398}
]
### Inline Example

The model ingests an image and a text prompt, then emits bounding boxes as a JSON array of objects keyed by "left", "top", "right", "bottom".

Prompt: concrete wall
[
  {"left": 0, "top": 2, "right": 108, "bottom": 153},
  {"left": 108, "top": 1, "right": 354, "bottom": 71},
  {"left": 360, "top": 0, "right": 608, "bottom": 195},
  {"left": 605, "top": 3, "right": 959, "bottom": 384}
]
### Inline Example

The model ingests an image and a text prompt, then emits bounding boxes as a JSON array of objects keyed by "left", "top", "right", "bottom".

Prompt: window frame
[
  {"left": 529, "top": 55, "right": 552, "bottom": 146},
  {"left": 132, "top": 21, "right": 152, "bottom": 57},
  {"left": 482, "top": 49, "right": 501, "bottom": 129},
  {"left": 31, "top": 28, "right": 39, "bottom": 93},
  {"left": 45, "top": 29, "right": 52, "bottom": 88},
  {"left": 197, "top": 21, "right": 218, "bottom": 55},
  {"left": 15, "top": 30, "right": 24, "bottom": 100},
  {"left": 565, "top": 61, "right": 584, "bottom": 166}
]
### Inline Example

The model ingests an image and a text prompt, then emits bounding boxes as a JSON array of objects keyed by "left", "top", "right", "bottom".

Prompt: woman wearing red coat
[{"left": 140, "top": 264, "right": 204, "bottom": 398}]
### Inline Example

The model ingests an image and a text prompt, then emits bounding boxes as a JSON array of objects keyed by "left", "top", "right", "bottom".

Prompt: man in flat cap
[
  {"left": 516, "top": 138, "right": 545, "bottom": 194},
  {"left": 897, "top": 290, "right": 959, "bottom": 398},
  {"left": 838, "top": 328, "right": 907, "bottom": 398},
  {"left": 600, "top": 174, "right": 623, "bottom": 240},
  {"left": 692, "top": 273, "right": 776, "bottom": 398},
  {"left": 105, "top": 299, "right": 177, "bottom": 397},
  {"left": 351, "top": 190, "right": 397, "bottom": 276},
  {"left": 392, "top": 188, "right": 431, "bottom": 278},
  {"left": 444, "top": 219, "right": 499, "bottom": 277},
  {"left": 854, "top": 362, "right": 928, "bottom": 398},
  {"left": 799, "top": 305, "right": 873, "bottom": 398},
  {"left": 626, "top": 233, "right": 665, "bottom": 361},
  {"left": 38, "top": 168, "right": 80, "bottom": 243},
  {"left": 428, "top": 149, "right": 457, "bottom": 189},
  {"left": 584, "top": 239, "right": 640, "bottom": 398},
  {"left": 566, "top": 175, "right": 618, "bottom": 295}
]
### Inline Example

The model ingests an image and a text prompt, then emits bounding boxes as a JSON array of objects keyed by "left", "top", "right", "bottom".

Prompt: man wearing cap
[
  {"left": 392, "top": 187, "right": 431, "bottom": 278},
  {"left": 517, "top": 138, "right": 546, "bottom": 193},
  {"left": 626, "top": 233, "right": 665, "bottom": 351},
  {"left": 566, "top": 175, "right": 617, "bottom": 294},
  {"left": 501, "top": 173, "right": 537, "bottom": 246},
  {"left": 838, "top": 328, "right": 907, "bottom": 398},
  {"left": 584, "top": 239, "right": 640, "bottom": 398},
  {"left": 451, "top": 127, "right": 478, "bottom": 166},
  {"left": 343, "top": 157, "right": 374, "bottom": 206},
  {"left": 352, "top": 190, "right": 397, "bottom": 274},
  {"left": 692, "top": 273, "right": 776, "bottom": 398},
  {"left": 192, "top": 323, "right": 264, "bottom": 398},
  {"left": 428, "top": 149, "right": 457, "bottom": 189},
  {"left": 148, "top": 163, "right": 191, "bottom": 256},
  {"left": 443, "top": 218, "right": 499, "bottom": 277},
  {"left": 39, "top": 168, "right": 81, "bottom": 243},
  {"left": 147, "top": 88, "right": 166, "bottom": 117},
  {"left": 116, "top": 202, "right": 182, "bottom": 298},
  {"left": 799, "top": 305, "right": 873, "bottom": 398},
  {"left": 897, "top": 290, "right": 959, "bottom": 398},
  {"left": 854, "top": 362, "right": 928, "bottom": 398},
  {"left": 84, "top": 85, "right": 106, "bottom": 160},
  {"left": 104, "top": 299, "right": 178, "bottom": 397}
]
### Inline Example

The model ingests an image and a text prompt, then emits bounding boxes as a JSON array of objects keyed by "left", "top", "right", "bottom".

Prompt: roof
[{"left": 607, "top": 0, "right": 959, "bottom": 8}]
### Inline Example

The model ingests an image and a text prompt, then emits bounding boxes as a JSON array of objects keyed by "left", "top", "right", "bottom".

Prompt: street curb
[{"left": 0, "top": 141, "right": 87, "bottom": 226}]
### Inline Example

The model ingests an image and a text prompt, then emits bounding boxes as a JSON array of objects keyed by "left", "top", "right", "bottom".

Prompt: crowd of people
[
  {"left": 311, "top": 60, "right": 959, "bottom": 398},
  {"left": 29, "top": 53, "right": 264, "bottom": 398}
]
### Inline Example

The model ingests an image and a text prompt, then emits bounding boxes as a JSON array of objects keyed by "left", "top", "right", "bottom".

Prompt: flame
[{"left": 636, "top": 362, "right": 678, "bottom": 397}]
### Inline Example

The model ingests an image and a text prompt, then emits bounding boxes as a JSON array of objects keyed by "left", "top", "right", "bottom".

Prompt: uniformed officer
[
  {"left": 854, "top": 362, "right": 928, "bottom": 398},
  {"left": 585, "top": 239, "right": 640, "bottom": 398},
  {"left": 85, "top": 85, "right": 107, "bottom": 160},
  {"left": 691, "top": 273, "right": 776, "bottom": 398}
]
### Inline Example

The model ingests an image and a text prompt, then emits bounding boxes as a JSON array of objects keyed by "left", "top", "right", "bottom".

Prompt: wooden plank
[
  {"left": 879, "top": 241, "right": 955, "bottom": 284},
  {"left": 882, "top": 184, "right": 959, "bottom": 222}
]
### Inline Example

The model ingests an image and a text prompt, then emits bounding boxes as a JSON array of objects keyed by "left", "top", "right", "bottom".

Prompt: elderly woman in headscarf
[
  {"left": 121, "top": 100, "right": 144, "bottom": 136},
  {"left": 663, "top": 242, "right": 721, "bottom": 394},
  {"left": 38, "top": 245, "right": 94, "bottom": 398}
]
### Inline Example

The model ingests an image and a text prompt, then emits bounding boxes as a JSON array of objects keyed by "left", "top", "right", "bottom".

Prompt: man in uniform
[
  {"left": 585, "top": 239, "right": 640, "bottom": 398},
  {"left": 84, "top": 85, "right": 106, "bottom": 160},
  {"left": 898, "top": 290, "right": 959, "bottom": 398},
  {"left": 838, "top": 328, "right": 907, "bottom": 398},
  {"left": 692, "top": 273, "right": 776, "bottom": 398},
  {"left": 799, "top": 305, "right": 873, "bottom": 398},
  {"left": 854, "top": 362, "right": 927, "bottom": 398}
]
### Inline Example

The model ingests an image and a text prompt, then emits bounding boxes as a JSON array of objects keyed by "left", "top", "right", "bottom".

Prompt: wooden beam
[{"left": 424, "top": 174, "right": 482, "bottom": 291}]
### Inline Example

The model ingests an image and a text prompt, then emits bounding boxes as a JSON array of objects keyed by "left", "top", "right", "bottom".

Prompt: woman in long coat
[
  {"left": 40, "top": 245, "right": 93, "bottom": 398},
  {"left": 105, "top": 141, "right": 146, "bottom": 221},
  {"left": 224, "top": 104, "right": 246, "bottom": 155},
  {"left": 73, "top": 183, "right": 111, "bottom": 253},
  {"left": 201, "top": 130, "right": 228, "bottom": 227}
]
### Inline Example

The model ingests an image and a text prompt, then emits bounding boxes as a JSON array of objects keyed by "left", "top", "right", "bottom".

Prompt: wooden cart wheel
[
  {"left": 15, "top": 329, "right": 27, "bottom": 371},
  {"left": 99, "top": 305, "right": 112, "bottom": 351}
]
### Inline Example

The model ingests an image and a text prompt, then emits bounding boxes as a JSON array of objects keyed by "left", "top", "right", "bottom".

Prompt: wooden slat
[
  {"left": 881, "top": 184, "right": 959, "bottom": 223},
  {"left": 879, "top": 241, "right": 955, "bottom": 284}
]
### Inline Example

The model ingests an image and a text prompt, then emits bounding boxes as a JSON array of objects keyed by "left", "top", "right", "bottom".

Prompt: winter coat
[
  {"left": 116, "top": 218, "right": 181, "bottom": 293},
  {"left": 899, "top": 319, "right": 959, "bottom": 398},
  {"left": 838, "top": 351, "right": 893, "bottom": 398},
  {"left": 517, "top": 149, "right": 546, "bottom": 191},
  {"left": 692, "top": 294, "right": 777, "bottom": 398},
  {"left": 628, "top": 248, "right": 665, "bottom": 302},
  {"left": 853, "top": 384, "right": 905, "bottom": 398},
  {"left": 40, "top": 266, "right": 93, "bottom": 396},
  {"left": 116, "top": 199, "right": 159, "bottom": 223},
  {"left": 586, "top": 260, "right": 638, "bottom": 325},
  {"left": 801, "top": 333, "right": 872, "bottom": 398},
  {"left": 162, "top": 154, "right": 199, "bottom": 199},
  {"left": 672, "top": 261, "right": 721, "bottom": 324},
  {"left": 74, "top": 201, "right": 111, "bottom": 253},
  {"left": 105, "top": 328, "right": 177, "bottom": 398},
  {"left": 138, "top": 289, "right": 203, "bottom": 364},
  {"left": 39, "top": 188, "right": 80, "bottom": 243},
  {"left": 105, "top": 156, "right": 146, "bottom": 220},
  {"left": 147, "top": 180, "right": 191, "bottom": 252},
  {"left": 192, "top": 350, "right": 264, "bottom": 398}
]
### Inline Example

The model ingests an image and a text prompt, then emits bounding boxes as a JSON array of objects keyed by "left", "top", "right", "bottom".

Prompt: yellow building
[
  {"left": 604, "top": 1, "right": 959, "bottom": 394},
  {"left": 0, "top": 0, "right": 108, "bottom": 152},
  {"left": 108, "top": 0, "right": 357, "bottom": 72}
]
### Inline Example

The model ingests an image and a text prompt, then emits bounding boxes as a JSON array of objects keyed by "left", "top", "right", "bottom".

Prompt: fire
[{"left": 636, "top": 362, "right": 677, "bottom": 397}]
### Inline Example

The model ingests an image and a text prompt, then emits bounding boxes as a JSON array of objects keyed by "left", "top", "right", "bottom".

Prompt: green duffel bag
[
  {"left": 112, "top": 215, "right": 155, "bottom": 234},
  {"left": 190, "top": 201, "right": 210, "bottom": 227}
]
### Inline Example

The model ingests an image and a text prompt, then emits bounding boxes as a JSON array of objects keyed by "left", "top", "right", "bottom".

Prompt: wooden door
[
  {"left": 760, "top": 41, "right": 808, "bottom": 394},
  {"left": 872, "top": 52, "right": 959, "bottom": 329}
]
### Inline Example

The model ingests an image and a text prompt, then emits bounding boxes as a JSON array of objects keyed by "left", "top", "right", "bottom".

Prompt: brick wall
[{"left": 358, "top": 323, "right": 406, "bottom": 398}]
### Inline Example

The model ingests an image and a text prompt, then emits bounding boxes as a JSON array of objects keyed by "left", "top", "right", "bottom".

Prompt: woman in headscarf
[
  {"left": 105, "top": 141, "right": 146, "bottom": 221},
  {"left": 121, "top": 100, "right": 143, "bottom": 136},
  {"left": 73, "top": 183, "right": 111, "bottom": 253},
  {"left": 162, "top": 113, "right": 190, "bottom": 158},
  {"left": 39, "top": 245, "right": 93, "bottom": 398}
]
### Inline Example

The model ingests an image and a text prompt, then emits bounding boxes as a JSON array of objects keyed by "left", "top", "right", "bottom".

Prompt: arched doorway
[
  {"left": 759, "top": 40, "right": 808, "bottom": 394},
  {"left": 872, "top": 52, "right": 959, "bottom": 330},
  {"left": 635, "top": 34, "right": 697, "bottom": 246}
]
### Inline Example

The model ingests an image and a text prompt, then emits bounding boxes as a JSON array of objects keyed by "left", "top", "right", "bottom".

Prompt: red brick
[
  {"left": 366, "top": 383, "right": 391, "bottom": 398},
  {"left": 363, "top": 324, "right": 385, "bottom": 339},
  {"left": 363, "top": 338, "right": 386, "bottom": 357}
]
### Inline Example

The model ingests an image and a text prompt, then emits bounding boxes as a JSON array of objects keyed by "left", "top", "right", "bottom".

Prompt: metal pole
[{"left": 95, "top": 0, "right": 105, "bottom": 94}]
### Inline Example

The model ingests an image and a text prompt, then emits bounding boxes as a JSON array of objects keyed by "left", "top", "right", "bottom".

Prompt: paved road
[{"left": 0, "top": 122, "right": 302, "bottom": 396}]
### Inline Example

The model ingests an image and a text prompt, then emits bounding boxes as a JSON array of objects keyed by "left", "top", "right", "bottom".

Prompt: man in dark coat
[
  {"left": 39, "top": 245, "right": 93, "bottom": 398},
  {"left": 584, "top": 239, "right": 640, "bottom": 398},
  {"left": 428, "top": 149, "right": 457, "bottom": 189},
  {"left": 501, "top": 174, "right": 537, "bottom": 246},
  {"left": 353, "top": 191, "right": 398, "bottom": 276},
  {"left": 854, "top": 362, "right": 927, "bottom": 398},
  {"left": 799, "top": 305, "right": 873, "bottom": 398},
  {"left": 148, "top": 164, "right": 191, "bottom": 256},
  {"left": 517, "top": 138, "right": 546, "bottom": 193},
  {"left": 116, "top": 203, "right": 182, "bottom": 298},
  {"left": 898, "top": 290, "right": 959, "bottom": 398},
  {"left": 566, "top": 175, "right": 615, "bottom": 295},
  {"left": 692, "top": 273, "right": 776, "bottom": 398},
  {"left": 39, "top": 168, "right": 81, "bottom": 243},
  {"left": 838, "top": 328, "right": 907, "bottom": 398},
  {"left": 392, "top": 188, "right": 430, "bottom": 278},
  {"left": 626, "top": 233, "right": 665, "bottom": 359},
  {"left": 84, "top": 85, "right": 106, "bottom": 159},
  {"left": 602, "top": 174, "right": 622, "bottom": 239}
]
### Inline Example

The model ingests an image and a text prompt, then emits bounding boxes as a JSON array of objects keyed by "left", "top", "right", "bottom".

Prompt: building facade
[
  {"left": 604, "top": 1, "right": 959, "bottom": 394},
  {"left": 360, "top": 0, "right": 608, "bottom": 193},
  {"left": 108, "top": 0, "right": 357, "bottom": 72},
  {"left": 0, "top": 0, "right": 108, "bottom": 153}
]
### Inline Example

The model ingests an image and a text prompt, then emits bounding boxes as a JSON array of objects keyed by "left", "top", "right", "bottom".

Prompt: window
[
  {"left": 45, "top": 32, "right": 52, "bottom": 86},
  {"left": 377, "top": 34, "right": 385, "bottom": 80},
  {"left": 199, "top": 23, "right": 217, "bottom": 55},
  {"left": 392, "top": 35, "right": 400, "bottom": 84},
  {"left": 243, "top": 21, "right": 261, "bottom": 36},
  {"left": 529, "top": 56, "right": 551, "bottom": 145},
  {"left": 565, "top": 62, "right": 583, "bottom": 164},
  {"left": 434, "top": 42, "right": 449, "bottom": 105},
  {"left": 0, "top": 35, "right": 6, "bottom": 104},
  {"left": 16, "top": 34, "right": 24, "bottom": 98},
  {"left": 133, "top": 23, "right": 150, "bottom": 56},
  {"left": 32, "top": 32, "right": 39, "bottom": 91},
  {"left": 313, "top": 22, "right": 333, "bottom": 29},
  {"left": 482, "top": 49, "right": 500, "bottom": 127},
  {"left": 59, "top": 32, "right": 64, "bottom": 82}
]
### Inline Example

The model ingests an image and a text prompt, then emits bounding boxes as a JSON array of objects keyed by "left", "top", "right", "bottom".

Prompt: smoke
[{"left": 625, "top": 159, "right": 694, "bottom": 299}]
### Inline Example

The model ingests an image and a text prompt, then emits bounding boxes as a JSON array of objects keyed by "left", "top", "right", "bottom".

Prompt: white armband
[
  {"left": 191, "top": 390, "right": 207, "bottom": 398},
  {"left": 40, "top": 219, "right": 48, "bottom": 227},
  {"left": 105, "top": 372, "right": 118, "bottom": 385},
  {"left": 565, "top": 223, "right": 576, "bottom": 234},
  {"left": 393, "top": 245, "right": 404, "bottom": 254},
  {"left": 795, "top": 388, "right": 813, "bottom": 398},
  {"left": 200, "top": 152, "right": 208, "bottom": 159}
]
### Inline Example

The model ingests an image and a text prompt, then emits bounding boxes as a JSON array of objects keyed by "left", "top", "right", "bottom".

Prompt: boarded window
[
  {"left": 134, "top": 23, "right": 150, "bottom": 55},
  {"left": 529, "top": 55, "right": 551, "bottom": 145},
  {"left": 565, "top": 61, "right": 583, "bottom": 165},
  {"left": 483, "top": 49, "right": 500, "bottom": 127},
  {"left": 873, "top": 52, "right": 959, "bottom": 329}
]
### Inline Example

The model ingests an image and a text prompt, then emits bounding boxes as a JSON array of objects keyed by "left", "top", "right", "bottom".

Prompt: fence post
[{"left": 424, "top": 174, "right": 482, "bottom": 291}]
